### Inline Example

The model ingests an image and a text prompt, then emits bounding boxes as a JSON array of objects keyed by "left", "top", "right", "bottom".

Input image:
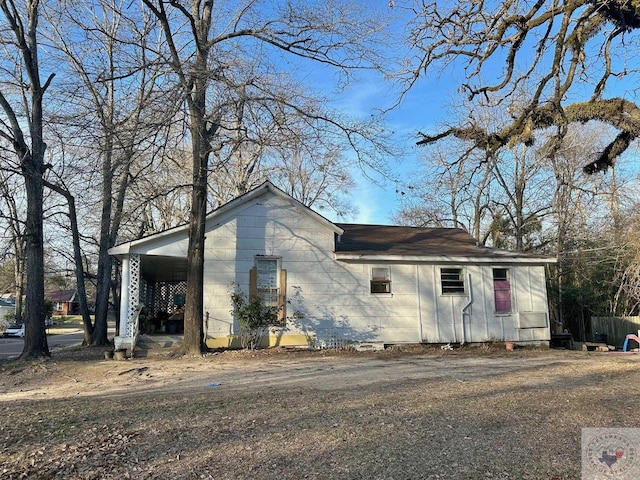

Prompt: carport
[{"left": 111, "top": 252, "right": 188, "bottom": 350}]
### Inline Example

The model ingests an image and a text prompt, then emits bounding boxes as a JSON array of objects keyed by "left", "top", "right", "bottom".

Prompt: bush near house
[{"left": 230, "top": 287, "right": 280, "bottom": 350}]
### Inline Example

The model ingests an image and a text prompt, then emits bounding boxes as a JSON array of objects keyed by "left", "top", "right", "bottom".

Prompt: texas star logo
[{"left": 586, "top": 432, "right": 637, "bottom": 476}]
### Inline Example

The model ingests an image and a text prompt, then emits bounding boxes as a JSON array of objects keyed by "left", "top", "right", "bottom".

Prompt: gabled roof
[
  {"left": 109, "top": 180, "right": 342, "bottom": 257},
  {"left": 109, "top": 181, "right": 555, "bottom": 265},
  {"left": 209, "top": 180, "right": 342, "bottom": 233},
  {"left": 45, "top": 289, "right": 77, "bottom": 303},
  {"left": 335, "top": 224, "right": 555, "bottom": 263}
]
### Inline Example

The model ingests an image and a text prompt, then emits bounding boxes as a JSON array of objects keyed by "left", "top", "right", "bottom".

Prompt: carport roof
[{"left": 140, "top": 255, "right": 189, "bottom": 283}]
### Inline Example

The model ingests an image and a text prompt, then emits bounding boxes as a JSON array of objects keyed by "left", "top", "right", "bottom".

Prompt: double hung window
[{"left": 250, "top": 256, "right": 287, "bottom": 325}]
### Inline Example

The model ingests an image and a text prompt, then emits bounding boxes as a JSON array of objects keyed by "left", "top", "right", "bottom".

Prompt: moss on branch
[{"left": 417, "top": 97, "right": 640, "bottom": 173}]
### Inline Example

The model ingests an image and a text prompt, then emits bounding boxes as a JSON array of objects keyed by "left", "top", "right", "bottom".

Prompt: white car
[{"left": 3, "top": 322, "right": 25, "bottom": 338}]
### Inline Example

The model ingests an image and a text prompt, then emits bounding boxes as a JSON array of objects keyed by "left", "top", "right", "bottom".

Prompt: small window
[
  {"left": 371, "top": 267, "right": 391, "bottom": 294},
  {"left": 441, "top": 268, "right": 465, "bottom": 294},
  {"left": 493, "top": 268, "right": 512, "bottom": 313}
]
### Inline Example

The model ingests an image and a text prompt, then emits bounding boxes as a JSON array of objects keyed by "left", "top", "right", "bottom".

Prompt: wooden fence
[{"left": 590, "top": 316, "right": 640, "bottom": 347}]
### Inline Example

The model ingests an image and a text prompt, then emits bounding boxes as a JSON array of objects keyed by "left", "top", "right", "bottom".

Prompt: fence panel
[{"left": 590, "top": 316, "right": 640, "bottom": 347}]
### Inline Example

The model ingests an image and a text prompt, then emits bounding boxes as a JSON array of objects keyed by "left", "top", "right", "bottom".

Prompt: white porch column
[{"left": 115, "top": 254, "right": 140, "bottom": 350}]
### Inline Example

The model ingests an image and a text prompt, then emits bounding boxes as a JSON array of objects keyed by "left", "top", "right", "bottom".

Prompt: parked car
[{"left": 3, "top": 322, "right": 25, "bottom": 338}]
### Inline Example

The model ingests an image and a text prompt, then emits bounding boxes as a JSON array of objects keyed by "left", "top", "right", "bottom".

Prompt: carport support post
[{"left": 114, "top": 254, "right": 140, "bottom": 351}]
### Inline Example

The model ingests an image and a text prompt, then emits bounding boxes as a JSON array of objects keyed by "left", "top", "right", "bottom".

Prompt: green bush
[{"left": 230, "top": 286, "right": 279, "bottom": 350}]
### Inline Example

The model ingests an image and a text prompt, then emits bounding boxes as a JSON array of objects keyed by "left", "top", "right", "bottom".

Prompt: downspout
[
  {"left": 461, "top": 273, "right": 473, "bottom": 344},
  {"left": 416, "top": 265, "right": 423, "bottom": 342}
]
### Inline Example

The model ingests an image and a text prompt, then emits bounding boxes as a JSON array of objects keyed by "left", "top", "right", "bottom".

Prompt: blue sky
[
  {"left": 294, "top": 3, "right": 463, "bottom": 226},
  {"left": 311, "top": 1, "right": 640, "bottom": 226},
  {"left": 321, "top": 66, "right": 453, "bottom": 226}
]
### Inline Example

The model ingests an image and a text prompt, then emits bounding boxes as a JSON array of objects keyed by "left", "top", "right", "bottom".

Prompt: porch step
[{"left": 137, "top": 334, "right": 183, "bottom": 349}]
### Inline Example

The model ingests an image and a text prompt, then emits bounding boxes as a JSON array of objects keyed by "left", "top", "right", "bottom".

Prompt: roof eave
[
  {"left": 108, "top": 243, "right": 132, "bottom": 257},
  {"left": 334, "top": 253, "right": 557, "bottom": 263}
]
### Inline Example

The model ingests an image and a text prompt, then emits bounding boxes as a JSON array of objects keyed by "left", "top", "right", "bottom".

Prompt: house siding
[
  {"left": 198, "top": 192, "right": 550, "bottom": 346},
  {"left": 418, "top": 264, "right": 549, "bottom": 344},
  {"left": 201, "top": 193, "right": 423, "bottom": 346}
]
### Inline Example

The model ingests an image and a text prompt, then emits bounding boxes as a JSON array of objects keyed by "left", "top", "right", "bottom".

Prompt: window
[
  {"left": 371, "top": 267, "right": 391, "bottom": 294},
  {"left": 255, "top": 258, "right": 279, "bottom": 307},
  {"left": 493, "top": 268, "right": 512, "bottom": 313},
  {"left": 441, "top": 268, "right": 465, "bottom": 294},
  {"left": 249, "top": 257, "right": 287, "bottom": 324}
]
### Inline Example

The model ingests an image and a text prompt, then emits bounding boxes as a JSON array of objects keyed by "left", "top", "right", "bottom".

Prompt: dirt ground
[{"left": 0, "top": 344, "right": 639, "bottom": 479}]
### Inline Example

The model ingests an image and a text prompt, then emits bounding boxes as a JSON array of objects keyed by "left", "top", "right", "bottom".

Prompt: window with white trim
[
  {"left": 370, "top": 267, "right": 391, "bottom": 294},
  {"left": 250, "top": 256, "right": 287, "bottom": 325},
  {"left": 441, "top": 268, "right": 465, "bottom": 294}
]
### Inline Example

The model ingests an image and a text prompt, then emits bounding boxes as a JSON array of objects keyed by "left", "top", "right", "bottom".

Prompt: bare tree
[
  {"left": 0, "top": 170, "right": 26, "bottom": 322},
  {"left": 270, "top": 145, "right": 356, "bottom": 218},
  {"left": 128, "top": 145, "right": 192, "bottom": 235},
  {"left": 41, "top": 176, "right": 94, "bottom": 344},
  {"left": 205, "top": 71, "right": 370, "bottom": 218},
  {"left": 394, "top": 145, "right": 492, "bottom": 235},
  {"left": 486, "top": 144, "right": 551, "bottom": 251},
  {"left": 141, "top": 0, "right": 391, "bottom": 354},
  {"left": 45, "top": 0, "right": 173, "bottom": 345},
  {"left": 0, "top": 0, "right": 55, "bottom": 358}
]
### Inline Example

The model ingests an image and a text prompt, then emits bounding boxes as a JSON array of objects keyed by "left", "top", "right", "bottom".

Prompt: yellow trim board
[{"left": 206, "top": 333, "right": 315, "bottom": 349}]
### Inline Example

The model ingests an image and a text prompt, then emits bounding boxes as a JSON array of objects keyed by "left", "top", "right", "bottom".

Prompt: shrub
[{"left": 230, "top": 286, "right": 279, "bottom": 350}]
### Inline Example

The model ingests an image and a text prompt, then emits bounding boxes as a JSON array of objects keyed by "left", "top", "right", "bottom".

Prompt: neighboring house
[
  {"left": 109, "top": 181, "right": 555, "bottom": 350},
  {"left": 46, "top": 289, "right": 79, "bottom": 316},
  {"left": 0, "top": 297, "right": 15, "bottom": 321}
]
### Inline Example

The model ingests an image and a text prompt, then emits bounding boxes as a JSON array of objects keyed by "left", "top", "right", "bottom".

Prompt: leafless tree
[
  {"left": 141, "top": 0, "right": 392, "bottom": 354},
  {"left": 0, "top": 0, "right": 55, "bottom": 358},
  {"left": 393, "top": 144, "right": 492, "bottom": 235},
  {"left": 204, "top": 72, "right": 370, "bottom": 218},
  {"left": 270, "top": 145, "right": 356, "bottom": 218},
  {"left": 45, "top": 0, "right": 174, "bottom": 345},
  {"left": 0, "top": 170, "right": 26, "bottom": 322}
]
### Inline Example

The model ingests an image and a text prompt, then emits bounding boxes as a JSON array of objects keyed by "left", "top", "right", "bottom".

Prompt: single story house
[
  {"left": 46, "top": 289, "right": 80, "bottom": 316},
  {"left": 109, "top": 181, "right": 555, "bottom": 350}
]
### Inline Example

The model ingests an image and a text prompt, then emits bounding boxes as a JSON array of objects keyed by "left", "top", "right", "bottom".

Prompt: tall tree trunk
[
  {"left": 21, "top": 155, "right": 49, "bottom": 358},
  {"left": 44, "top": 180, "right": 94, "bottom": 344},
  {"left": 183, "top": 74, "right": 210, "bottom": 355},
  {"left": 0, "top": 0, "right": 54, "bottom": 358},
  {"left": 68, "top": 195, "right": 93, "bottom": 345},
  {"left": 92, "top": 146, "right": 115, "bottom": 346}
]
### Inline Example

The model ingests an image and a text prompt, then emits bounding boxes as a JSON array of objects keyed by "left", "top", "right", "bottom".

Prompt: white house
[{"left": 109, "top": 181, "right": 555, "bottom": 350}]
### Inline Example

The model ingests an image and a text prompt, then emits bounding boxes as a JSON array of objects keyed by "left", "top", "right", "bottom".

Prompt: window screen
[{"left": 256, "top": 258, "right": 279, "bottom": 307}]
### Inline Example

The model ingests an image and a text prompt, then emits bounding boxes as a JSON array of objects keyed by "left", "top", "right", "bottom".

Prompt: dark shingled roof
[
  {"left": 335, "top": 224, "right": 521, "bottom": 258},
  {"left": 45, "top": 289, "right": 77, "bottom": 303}
]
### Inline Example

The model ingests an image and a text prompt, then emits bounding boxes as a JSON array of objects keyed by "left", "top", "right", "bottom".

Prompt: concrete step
[{"left": 137, "top": 334, "right": 183, "bottom": 349}]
